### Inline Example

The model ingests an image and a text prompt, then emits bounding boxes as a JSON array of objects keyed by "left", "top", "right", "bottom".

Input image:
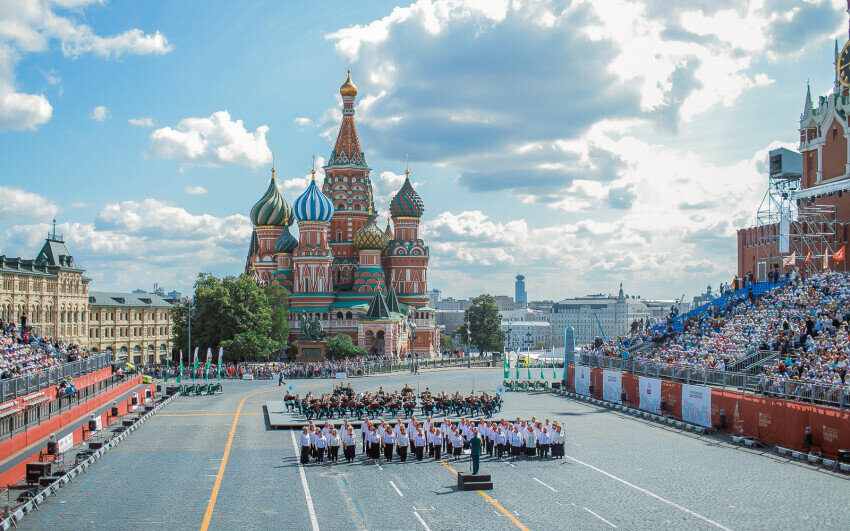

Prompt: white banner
[
  {"left": 335, "top": 372, "right": 347, "bottom": 379},
  {"left": 681, "top": 384, "right": 712, "bottom": 427},
  {"left": 602, "top": 370, "right": 622, "bottom": 404},
  {"left": 574, "top": 365, "right": 591, "bottom": 396},
  {"left": 639, "top": 376, "right": 662, "bottom": 414},
  {"left": 92, "top": 415, "right": 103, "bottom": 430},
  {"left": 242, "top": 374, "right": 254, "bottom": 380},
  {"left": 57, "top": 433, "right": 74, "bottom": 453}
]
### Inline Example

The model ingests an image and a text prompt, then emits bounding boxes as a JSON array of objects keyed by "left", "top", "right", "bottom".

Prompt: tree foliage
[
  {"left": 325, "top": 334, "right": 367, "bottom": 359},
  {"left": 439, "top": 333, "right": 456, "bottom": 352},
  {"left": 454, "top": 294, "right": 505, "bottom": 355},
  {"left": 171, "top": 273, "right": 291, "bottom": 362}
]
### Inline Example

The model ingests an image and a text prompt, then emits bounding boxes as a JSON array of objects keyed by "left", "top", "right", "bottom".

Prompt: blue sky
[{"left": 0, "top": 0, "right": 846, "bottom": 302}]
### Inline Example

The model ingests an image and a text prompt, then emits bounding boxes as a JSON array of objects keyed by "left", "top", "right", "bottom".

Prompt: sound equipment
[
  {"left": 144, "top": 405, "right": 155, "bottom": 413},
  {"left": 88, "top": 419, "right": 98, "bottom": 432},
  {"left": 122, "top": 420, "right": 134, "bottom": 427},
  {"left": 89, "top": 441, "right": 104, "bottom": 450},
  {"left": 131, "top": 396, "right": 138, "bottom": 406},
  {"left": 26, "top": 462, "right": 52, "bottom": 484},
  {"left": 621, "top": 390, "right": 627, "bottom": 403},
  {"left": 718, "top": 410, "right": 727, "bottom": 429},
  {"left": 837, "top": 449, "right": 850, "bottom": 463},
  {"left": 39, "top": 476, "right": 59, "bottom": 487},
  {"left": 46, "top": 441, "right": 58, "bottom": 455},
  {"left": 588, "top": 385, "right": 595, "bottom": 394},
  {"left": 551, "top": 382, "right": 561, "bottom": 390},
  {"left": 165, "top": 386, "right": 180, "bottom": 396},
  {"left": 111, "top": 405, "right": 119, "bottom": 417},
  {"left": 803, "top": 427, "right": 813, "bottom": 446},
  {"left": 457, "top": 473, "right": 493, "bottom": 491}
]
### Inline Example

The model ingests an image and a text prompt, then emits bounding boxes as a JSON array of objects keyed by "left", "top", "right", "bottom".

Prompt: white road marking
[
  {"left": 533, "top": 477, "right": 558, "bottom": 492},
  {"left": 290, "top": 431, "right": 320, "bottom": 531},
  {"left": 583, "top": 507, "right": 617, "bottom": 528},
  {"left": 556, "top": 501, "right": 564, "bottom": 507},
  {"left": 390, "top": 480, "right": 404, "bottom": 497},
  {"left": 564, "top": 454, "right": 731, "bottom": 530},
  {"left": 414, "top": 510, "right": 431, "bottom": 531}
]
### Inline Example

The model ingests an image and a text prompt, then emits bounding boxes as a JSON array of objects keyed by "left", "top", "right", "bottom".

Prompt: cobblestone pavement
[{"left": 18, "top": 368, "right": 850, "bottom": 530}]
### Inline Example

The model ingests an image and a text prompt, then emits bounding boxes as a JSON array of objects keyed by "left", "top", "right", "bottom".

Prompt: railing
[
  {"left": 578, "top": 352, "right": 848, "bottom": 409},
  {"left": 0, "top": 352, "right": 113, "bottom": 404}
]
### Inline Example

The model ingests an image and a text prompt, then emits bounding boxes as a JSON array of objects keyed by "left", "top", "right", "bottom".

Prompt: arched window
[
  {"left": 345, "top": 311, "right": 352, "bottom": 319},
  {"left": 336, "top": 312, "right": 343, "bottom": 319}
]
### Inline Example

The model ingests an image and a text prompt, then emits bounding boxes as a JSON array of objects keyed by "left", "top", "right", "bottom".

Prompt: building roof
[
  {"left": 385, "top": 285, "right": 401, "bottom": 314},
  {"left": 89, "top": 291, "right": 175, "bottom": 308}
]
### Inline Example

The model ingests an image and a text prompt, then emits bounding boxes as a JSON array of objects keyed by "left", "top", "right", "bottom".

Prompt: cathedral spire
[
  {"left": 835, "top": 39, "right": 840, "bottom": 94},
  {"left": 328, "top": 71, "right": 366, "bottom": 167},
  {"left": 804, "top": 81, "right": 812, "bottom": 117}
]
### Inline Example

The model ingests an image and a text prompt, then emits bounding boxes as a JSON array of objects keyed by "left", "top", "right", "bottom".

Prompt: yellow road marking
[
  {"left": 439, "top": 460, "right": 528, "bottom": 531},
  {"left": 199, "top": 388, "right": 278, "bottom": 531}
]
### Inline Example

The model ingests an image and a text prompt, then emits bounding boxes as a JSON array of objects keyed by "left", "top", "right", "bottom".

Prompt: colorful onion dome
[
  {"left": 389, "top": 170, "right": 424, "bottom": 218},
  {"left": 294, "top": 170, "right": 335, "bottom": 223},
  {"left": 285, "top": 207, "right": 295, "bottom": 227},
  {"left": 383, "top": 220, "right": 393, "bottom": 242},
  {"left": 354, "top": 212, "right": 388, "bottom": 251},
  {"left": 273, "top": 224, "right": 298, "bottom": 254},
  {"left": 250, "top": 170, "right": 291, "bottom": 226},
  {"left": 340, "top": 70, "right": 358, "bottom": 98}
]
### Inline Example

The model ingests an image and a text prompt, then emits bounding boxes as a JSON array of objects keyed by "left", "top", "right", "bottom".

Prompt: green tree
[
  {"left": 439, "top": 333, "right": 456, "bottom": 352},
  {"left": 454, "top": 294, "right": 505, "bottom": 357},
  {"left": 325, "top": 334, "right": 367, "bottom": 359},
  {"left": 171, "top": 273, "right": 283, "bottom": 361},
  {"left": 264, "top": 283, "right": 291, "bottom": 341},
  {"left": 533, "top": 341, "right": 547, "bottom": 350}
]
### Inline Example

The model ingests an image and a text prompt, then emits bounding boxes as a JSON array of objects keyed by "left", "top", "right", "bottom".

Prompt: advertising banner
[
  {"left": 574, "top": 365, "right": 591, "bottom": 396},
  {"left": 639, "top": 376, "right": 662, "bottom": 414},
  {"left": 335, "top": 372, "right": 347, "bottom": 379},
  {"left": 681, "top": 384, "right": 712, "bottom": 427},
  {"left": 602, "top": 370, "right": 622, "bottom": 404},
  {"left": 57, "top": 433, "right": 74, "bottom": 453}
]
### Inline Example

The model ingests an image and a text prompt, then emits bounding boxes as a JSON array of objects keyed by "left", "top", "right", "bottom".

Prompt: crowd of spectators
[
  {"left": 618, "top": 272, "right": 850, "bottom": 389},
  {"left": 0, "top": 319, "right": 88, "bottom": 380}
]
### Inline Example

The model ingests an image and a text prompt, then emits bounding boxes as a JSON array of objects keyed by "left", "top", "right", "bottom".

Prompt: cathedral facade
[{"left": 246, "top": 73, "right": 438, "bottom": 357}]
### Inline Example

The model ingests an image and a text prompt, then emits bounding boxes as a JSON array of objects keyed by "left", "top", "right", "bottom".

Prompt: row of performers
[
  {"left": 297, "top": 416, "right": 566, "bottom": 464},
  {"left": 285, "top": 389, "right": 503, "bottom": 420}
]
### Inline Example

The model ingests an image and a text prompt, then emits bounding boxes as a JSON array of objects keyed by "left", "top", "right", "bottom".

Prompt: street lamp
[{"left": 526, "top": 331, "right": 532, "bottom": 352}]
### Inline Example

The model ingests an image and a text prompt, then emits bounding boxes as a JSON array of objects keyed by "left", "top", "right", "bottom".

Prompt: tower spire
[
  {"left": 836, "top": 39, "right": 841, "bottom": 94},
  {"left": 311, "top": 155, "right": 316, "bottom": 181},
  {"left": 804, "top": 80, "right": 812, "bottom": 117},
  {"left": 405, "top": 153, "right": 410, "bottom": 179},
  {"left": 271, "top": 151, "right": 275, "bottom": 179}
]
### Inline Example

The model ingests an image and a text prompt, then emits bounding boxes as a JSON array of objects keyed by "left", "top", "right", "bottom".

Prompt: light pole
[{"left": 187, "top": 299, "right": 193, "bottom": 379}]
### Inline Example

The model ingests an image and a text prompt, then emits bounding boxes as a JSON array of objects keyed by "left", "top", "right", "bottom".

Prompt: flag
[
  {"left": 217, "top": 347, "right": 223, "bottom": 381},
  {"left": 803, "top": 251, "right": 812, "bottom": 266},
  {"left": 503, "top": 355, "right": 509, "bottom": 379},
  {"left": 192, "top": 347, "right": 198, "bottom": 380},
  {"left": 824, "top": 252, "right": 830, "bottom": 270},
  {"left": 540, "top": 358, "right": 544, "bottom": 380},
  {"left": 177, "top": 350, "right": 183, "bottom": 383},
  {"left": 205, "top": 348, "right": 213, "bottom": 380},
  {"left": 527, "top": 361, "right": 531, "bottom": 380},
  {"left": 164, "top": 354, "right": 169, "bottom": 382},
  {"left": 515, "top": 354, "right": 520, "bottom": 380},
  {"left": 782, "top": 252, "right": 795, "bottom": 267},
  {"left": 834, "top": 245, "right": 846, "bottom": 262}
]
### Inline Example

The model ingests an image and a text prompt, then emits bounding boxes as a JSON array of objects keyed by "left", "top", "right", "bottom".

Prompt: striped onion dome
[
  {"left": 294, "top": 170, "right": 335, "bottom": 223},
  {"left": 273, "top": 224, "right": 298, "bottom": 254},
  {"left": 285, "top": 207, "right": 295, "bottom": 227},
  {"left": 354, "top": 212, "right": 388, "bottom": 251},
  {"left": 389, "top": 170, "right": 424, "bottom": 218},
  {"left": 250, "top": 171, "right": 291, "bottom": 226}
]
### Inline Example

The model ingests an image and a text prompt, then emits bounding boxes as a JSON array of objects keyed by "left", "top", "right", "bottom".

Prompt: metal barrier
[
  {"left": 0, "top": 352, "right": 112, "bottom": 404},
  {"left": 579, "top": 352, "right": 848, "bottom": 409}
]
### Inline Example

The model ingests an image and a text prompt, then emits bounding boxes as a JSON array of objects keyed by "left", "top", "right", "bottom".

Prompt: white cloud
[
  {"left": 0, "top": 186, "right": 59, "bottom": 222},
  {"left": 0, "top": 0, "right": 171, "bottom": 132},
  {"left": 147, "top": 110, "right": 272, "bottom": 168},
  {"left": 89, "top": 105, "right": 109, "bottom": 122},
  {"left": 69, "top": 202, "right": 89, "bottom": 208},
  {"left": 294, "top": 117, "right": 312, "bottom": 129},
  {"left": 128, "top": 117, "right": 154, "bottom": 127},
  {"left": 3, "top": 199, "right": 251, "bottom": 292},
  {"left": 184, "top": 185, "right": 208, "bottom": 195}
]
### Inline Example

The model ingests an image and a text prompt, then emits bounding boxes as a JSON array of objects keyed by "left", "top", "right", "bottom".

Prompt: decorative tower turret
[
  {"left": 352, "top": 207, "right": 388, "bottom": 294},
  {"left": 272, "top": 209, "right": 297, "bottom": 290},
  {"left": 248, "top": 168, "right": 291, "bottom": 284},
  {"left": 384, "top": 168, "right": 428, "bottom": 306},
  {"left": 323, "top": 71, "right": 375, "bottom": 288},
  {"left": 291, "top": 167, "right": 335, "bottom": 307}
]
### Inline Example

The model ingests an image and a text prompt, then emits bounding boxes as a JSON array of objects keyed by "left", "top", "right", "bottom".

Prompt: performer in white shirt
[
  {"left": 314, "top": 432, "right": 327, "bottom": 463},
  {"left": 451, "top": 429, "right": 464, "bottom": 460},
  {"left": 432, "top": 429, "right": 444, "bottom": 460},
  {"left": 551, "top": 424, "right": 565, "bottom": 459},
  {"left": 342, "top": 427, "right": 356, "bottom": 463},
  {"left": 495, "top": 427, "right": 507, "bottom": 459},
  {"left": 440, "top": 419, "right": 453, "bottom": 452},
  {"left": 524, "top": 426, "right": 537, "bottom": 459},
  {"left": 538, "top": 427, "right": 551, "bottom": 458},
  {"left": 382, "top": 428, "right": 396, "bottom": 462},
  {"left": 396, "top": 428, "right": 410, "bottom": 462},
  {"left": 414, "top": 429, "right": 427, "bottom": 460},
  {"left": 510, "top": 428, "right": 523, "bottom": 460},
  {"left": 328, "top": 429, "right": 341, "bottom": 462},
  {"left": 299, "top": 426, "right": 311, "bottom": 465},
  {"left": 359, "top": 418, "right": 370, "bottom": 454}
]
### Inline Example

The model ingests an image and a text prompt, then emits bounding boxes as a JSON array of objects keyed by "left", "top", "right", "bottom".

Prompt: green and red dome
[{"left": 389, "top": 171, "right": 424, "bottom": 218}]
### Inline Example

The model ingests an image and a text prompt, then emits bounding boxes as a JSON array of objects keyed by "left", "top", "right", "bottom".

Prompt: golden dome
[{"left": 340, "top": 70, "right": 358, "bottom": 98}]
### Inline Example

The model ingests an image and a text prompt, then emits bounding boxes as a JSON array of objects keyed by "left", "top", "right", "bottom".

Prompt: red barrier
[
  {"left": 622, "top": 374, "right": 639, "bottom": 408},
  {"left": 0, "top": 367, "right": 115, "bottom": 412},
  {"left": 711, "top": 389, "right": 850, "bottom": 457}
]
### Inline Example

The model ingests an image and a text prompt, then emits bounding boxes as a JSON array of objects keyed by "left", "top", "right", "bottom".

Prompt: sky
[{"left": 0, "top": 0, "right": 847, "bottom": 302}]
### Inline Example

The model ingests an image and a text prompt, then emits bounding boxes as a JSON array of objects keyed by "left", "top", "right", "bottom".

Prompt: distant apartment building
[
  {"left": 501, "top": 321, "right": 552, "bottom": 350},
  {"left": 550, "top": 284, "right": 649, "bottom": 347}
]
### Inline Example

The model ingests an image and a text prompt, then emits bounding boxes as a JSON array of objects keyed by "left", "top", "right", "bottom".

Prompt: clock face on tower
[{"left": 839, "top": 41, "right": 850, "bottom": 88}]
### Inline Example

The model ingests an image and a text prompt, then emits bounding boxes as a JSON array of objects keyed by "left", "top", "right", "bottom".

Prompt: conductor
[{"left": 470, "top": 428, "right": 482, "bottom": 475}]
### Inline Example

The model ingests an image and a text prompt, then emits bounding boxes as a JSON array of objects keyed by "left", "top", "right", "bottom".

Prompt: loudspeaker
[
  {"left": 837, "top": 449, "right": 850, "bottom": 463},
  {"left": 111, "top": 406, "right": 119, "bottom": 417},
  {"left": 131, "top": 396, "right": 138, "bottom": 406},
  {"left": 88, "top": 419, "right": 98, "bottom": 432},
  {"left": 551, "top": 382, "right": 561, "bottom": 390},
  {"left": 122, "top": 420, "right": 134, "bottom": 427},
  {"left": 588, "top": 385, "right": 595, "bottom": 394},
  {"left": 89, "top": 441, "right": 104, "bottom": 450},
  {"left": 26, "top": 462, "right": 52, "bottom": 483},
  {"left": 46, "top": 441, "right": 58, "bottom": 455}
]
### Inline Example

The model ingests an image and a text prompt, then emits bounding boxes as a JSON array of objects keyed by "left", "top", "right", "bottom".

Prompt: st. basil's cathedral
[{"left": 245, "top": 73, "right": 438, "bottom": 357}]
